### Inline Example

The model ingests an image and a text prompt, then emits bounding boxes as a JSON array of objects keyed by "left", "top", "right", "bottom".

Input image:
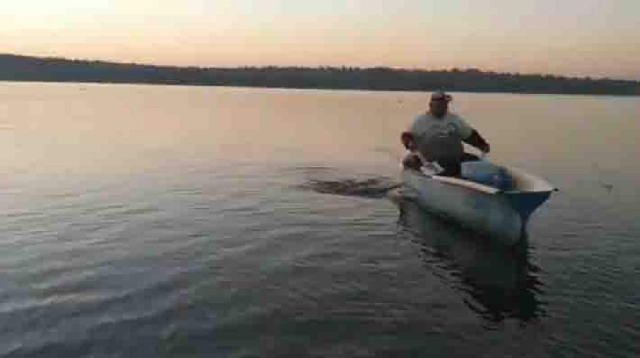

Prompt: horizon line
[{"left": 2, "top": 52, "right": 638, "bottom": 84}]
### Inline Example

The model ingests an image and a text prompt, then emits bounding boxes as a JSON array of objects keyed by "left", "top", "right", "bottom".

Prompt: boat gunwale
[
  {"left": 430, "top": 174, "right": 502, "bottom": 194},
  {"left": 409, "top": 161, "right": 557, "bottom": 195}
]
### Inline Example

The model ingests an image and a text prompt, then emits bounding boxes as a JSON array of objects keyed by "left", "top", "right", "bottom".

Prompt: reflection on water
[{"left": 397, "top": 199, "right": 545, "bottom": 323}]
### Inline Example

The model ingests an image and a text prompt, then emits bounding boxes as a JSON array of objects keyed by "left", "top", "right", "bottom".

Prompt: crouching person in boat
[{"left": 401, "top": 92, "right": 490, "bottom": 177}]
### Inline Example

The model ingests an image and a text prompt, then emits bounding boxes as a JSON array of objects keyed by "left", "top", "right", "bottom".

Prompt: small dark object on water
[{"left": 600, "top": 182, "right": 614, "bottom": 192}]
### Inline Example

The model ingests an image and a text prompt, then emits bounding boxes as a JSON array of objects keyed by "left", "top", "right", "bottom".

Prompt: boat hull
[{"left": 398, "top": 169, "right": 553, "bottom": 246}]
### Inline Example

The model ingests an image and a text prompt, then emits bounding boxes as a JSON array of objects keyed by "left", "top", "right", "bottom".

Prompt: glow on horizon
[{"left": 0, "top": 0, "right": 638, "bottom": 79}]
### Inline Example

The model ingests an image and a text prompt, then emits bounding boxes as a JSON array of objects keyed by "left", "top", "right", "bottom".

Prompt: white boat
[{"left": 390, "top": 160, "right": 557, "bottom": 246}]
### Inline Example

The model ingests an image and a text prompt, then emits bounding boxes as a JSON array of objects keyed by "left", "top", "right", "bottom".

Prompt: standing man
[{"left": 401, "top": 92, "right": 490, "bottom": 176}]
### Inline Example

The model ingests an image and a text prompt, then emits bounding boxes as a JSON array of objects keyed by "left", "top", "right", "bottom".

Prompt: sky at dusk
[{"left": 1, "top": 0, "right": 638, "bottom": 79}]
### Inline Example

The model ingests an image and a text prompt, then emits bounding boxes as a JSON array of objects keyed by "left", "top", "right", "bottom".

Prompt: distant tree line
[{"left": 1, "top": 54, "right": 638, "bottom": 96}]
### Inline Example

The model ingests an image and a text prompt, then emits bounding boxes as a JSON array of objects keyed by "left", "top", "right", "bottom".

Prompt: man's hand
[
  {"left": 402, "top": 153, "right": 423, "bottom": 170},
  {"left": 464, "top": 130, "right": 490, "bottom": 154},
  {"left": 401, "top": 132, "right": 417, "bottom": 151},
  {"left": 479, "top": 141, "right": 490, "bottom": 154}
]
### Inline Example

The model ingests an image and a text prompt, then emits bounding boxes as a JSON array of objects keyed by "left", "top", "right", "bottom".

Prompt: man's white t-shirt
[{"left": 408, "top": 112, "right": 473, "bottom": 162}]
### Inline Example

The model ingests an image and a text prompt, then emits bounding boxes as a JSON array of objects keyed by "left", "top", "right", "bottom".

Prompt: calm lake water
[{"left": 1, "top": 82, "right": 639, "bottom": 357}]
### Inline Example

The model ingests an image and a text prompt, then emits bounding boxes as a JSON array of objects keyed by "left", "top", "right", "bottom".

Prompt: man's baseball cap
[{"left": 430, "top": 92, "right": 452, "bottom": 102}]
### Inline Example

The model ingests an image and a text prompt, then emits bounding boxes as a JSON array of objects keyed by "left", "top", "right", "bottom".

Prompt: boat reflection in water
[{"left": 397, "top": 199, "right": 545, "bottom": 323}]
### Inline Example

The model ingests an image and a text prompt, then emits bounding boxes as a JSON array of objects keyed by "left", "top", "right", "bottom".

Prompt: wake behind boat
[{"left": 389, "top": 158, "right": 557, "bottom": 246}]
